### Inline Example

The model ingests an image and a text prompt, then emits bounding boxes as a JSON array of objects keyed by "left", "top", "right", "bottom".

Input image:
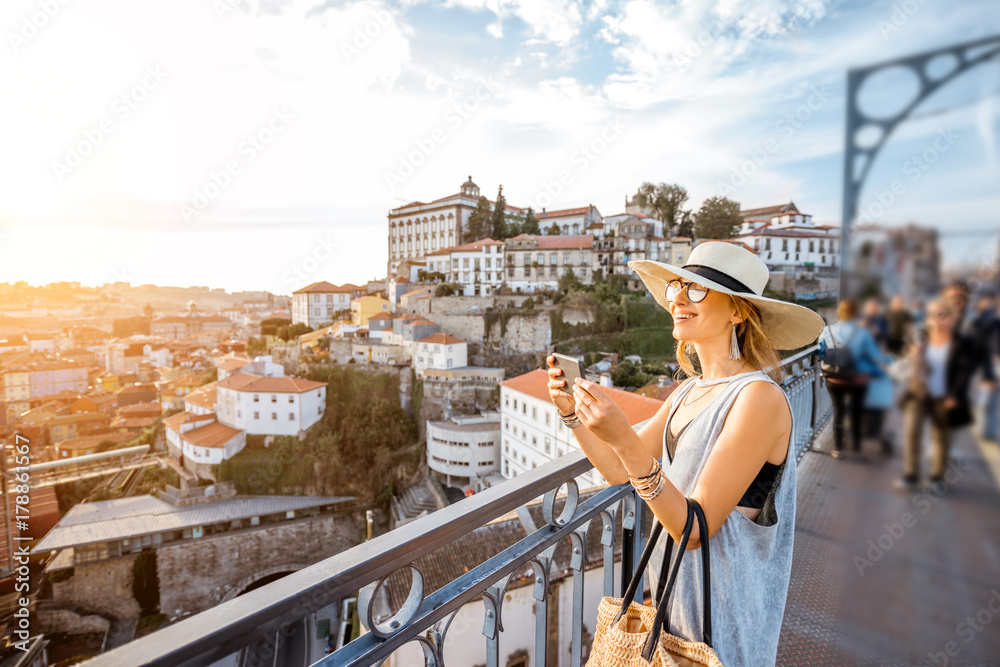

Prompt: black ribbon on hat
[{"left": 682, "top": 264, "right": 756, "bottom": 295}]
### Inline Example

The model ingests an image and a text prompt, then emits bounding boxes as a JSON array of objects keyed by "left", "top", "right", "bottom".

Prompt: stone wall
[
  {"left": 486, "top": 310, "right": 551, "bottom": 352},
  {"left": 156, "top": 513, "right": 364, "bottom": 615},
  {"left": 36, "top": 608, "right": 110, "bottom": 636},
  {"left": 51, "top": 556, "right": 141, "bottom": 620}
]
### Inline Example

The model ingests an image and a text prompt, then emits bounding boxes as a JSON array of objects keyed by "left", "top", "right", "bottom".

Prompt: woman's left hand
[{"left": 572, "top": 378, "right": 634, "bottom": 449}]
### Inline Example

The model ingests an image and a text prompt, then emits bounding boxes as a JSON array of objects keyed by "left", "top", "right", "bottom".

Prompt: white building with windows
[
  {"left": 504, "top": 234, "right": 594, "bottom": 292},
  {"left": 291, "top": 282, "right": 359, "bottom": 328},
  {"left": 426, "top": 412, "right": 501, "bottom": 489},
  {"left": 735, "top": 202, "right": 841, "bottom": 271},
  {"left": 387, "top": 175, "right": 524, "bottom": 277},
  {"left": 414, "top": 333, "right": 467, "bottom": 377},
  {"left": 215, "top": 373, "right": 327, "bottom": 436},
  {"left": 425, "top": 238, "right": 505, "bottom": 296},
  {"left": 499, "top": 369, "right": 663, "bottom": 489},
  {"left": 536, "top": 205, "right": 602, "bottom": 236}
]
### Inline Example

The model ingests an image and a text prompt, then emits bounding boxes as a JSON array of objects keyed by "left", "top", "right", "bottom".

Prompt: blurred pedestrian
[
  {"left": 897, "top": 299, "right": 982, "bottom": 490},
  {"left": 972, "top": 295, "right": 999, "bottom": 441},
  {"left": 819, "top": 298, "right": 892, "bottom": 459},
  {"left": 911, "top": 298, "right": 926, "bottom": 330},
  {"left": 885, "top": 295, "right": 913, "bottom": 356},
  {"left": 861, "top": 297, "right": 889, "bottom": 349}
]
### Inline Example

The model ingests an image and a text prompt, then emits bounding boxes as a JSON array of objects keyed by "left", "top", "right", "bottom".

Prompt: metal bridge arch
[{"left": 840, "top": 34, "right": 1000, "bottom": 295}]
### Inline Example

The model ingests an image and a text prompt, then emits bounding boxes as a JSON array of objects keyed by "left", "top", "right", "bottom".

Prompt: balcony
[{"left": 87, "top": 348, "right": 831, "bottom": 667}]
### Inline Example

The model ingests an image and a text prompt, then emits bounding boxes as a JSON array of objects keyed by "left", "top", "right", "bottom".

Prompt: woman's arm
[
  {"left": 546, "top": 357, "right": 678, "bottom": 484},
  {"left": 572, "top": 378, "right": 791, "bottom": 550}
]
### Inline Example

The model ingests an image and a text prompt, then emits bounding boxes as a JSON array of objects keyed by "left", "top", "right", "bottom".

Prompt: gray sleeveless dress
[{"left": 646, "top": 370, "right": 795, "bottom": 667}]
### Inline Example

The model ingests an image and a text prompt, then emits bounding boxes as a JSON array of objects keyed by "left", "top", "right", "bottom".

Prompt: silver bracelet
[{"left": 561, "top": 413, "right": 582, "bottom": 429}]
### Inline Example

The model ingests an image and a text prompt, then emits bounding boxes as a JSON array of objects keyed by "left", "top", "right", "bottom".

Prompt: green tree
[
  {"left": 631, "top": 182, "right": 690, "bottom": 236},
  {"left": 675, "top": 210, "right": 695, "bottom": 238},
  {"left": 559, "top": 267, "right": 582, "bottom": 293},
  {"left": 521, "top": 207, "right": 540, "bottom": 235},
  {"left": 490, "top": 185, "right": 507, "bottom": 240},
  {"left": 545, "top": 222, "right": 561, "bottom": 236},
  {"left": 464, "top": 196, "right": 492, "bottom": 243},
  {"left": 435, "top": 282, "right": 458, "bottom": 296},
  {"left": 694, "top": 196, "right": 741, "bottom": 239}
]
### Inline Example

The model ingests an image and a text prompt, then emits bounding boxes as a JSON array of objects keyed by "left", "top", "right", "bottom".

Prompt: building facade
[
  {"left": 503, "top": 234, "right": 594, "bottom": 292},
  {"left": 291, "top": 282, "right": 356, "bottom": 328},
  {"left": 425, "top": 238, "right": 505, "bottom": 297},
  {"left": 426, "top": 412, "right": 501, "bottom": 488}
]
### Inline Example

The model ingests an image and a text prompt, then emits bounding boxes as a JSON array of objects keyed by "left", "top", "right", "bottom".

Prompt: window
[
  {"left": 318, "top": 406, "right": 322, "bottom": 414},
  {"left": 781, "top": 239, "right": 788, "bottom": 251},
  {"left": 550, "top": 254, "right": 557, "bottom": 265},
  {"left": 288, "top": 396, "right": 294, "bottom": 403},
  {"left": 532, "top": 406, "right": 537, "bottom": 420},
  {"left": 272, "top": 412, "right": 277, "bottom": 420},
  {"left": 254, "top": 411, "right": 259, "bottom": 419},
  {"left": 288, "top": 412, "right": 295, "bottom": 421},
  {"left": 544, "top": 437, "right": 551, "bottom": 454},
  {"left": 271, "top": 395, "right": 277, "bottom": 403},
  {"left": 253, "top": 395, "right": 259, "bottom": 403},
  {"left": 545, "top": 412, "right": 550, "bottom": 426},
  {"left": 237, "top": 410, "right": 241, "bottom": 418}
]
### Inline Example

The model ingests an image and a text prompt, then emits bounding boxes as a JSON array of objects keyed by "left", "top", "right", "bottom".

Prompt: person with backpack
[{"left": 819, "top": 298, "right": 892, "bottom": 458}]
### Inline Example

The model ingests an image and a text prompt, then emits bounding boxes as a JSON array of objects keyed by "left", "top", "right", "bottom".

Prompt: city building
[
  {"left": 426, "top": 412, "right": 501, "bottom": 489},
  {"left": 425, "top": 238, "right": 505, "bottom": 296},
  {"left": 350, "top": 295, "right": 391, "bottom": 325},
  {"left": 503, "top": 234, "right": 594, "bottom": 292},
  {"left": 536, "top": 205, "right": 602, "bottom": 236},
  {"left": 499, "top": 369, "right": 663, "bottom": 489},
  {"left": 735, "top": 201, "right": 841, "bottom": 271},
  {"left": 387, "top": 176, "right": 523, "bottom": 276},
  {"left": 215, "top": 373, "right": 327, "bottom": 436},
  {"left": 414, "top": 333, "right": 467, "bottom": 377},
  {"left": 291, "top": 282, "right": 355, "bottom": 328}
]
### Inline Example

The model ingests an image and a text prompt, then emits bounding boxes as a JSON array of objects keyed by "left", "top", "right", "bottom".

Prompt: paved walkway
[{"left": 778, "top": 417, "right": 1000, "bottom": 666}]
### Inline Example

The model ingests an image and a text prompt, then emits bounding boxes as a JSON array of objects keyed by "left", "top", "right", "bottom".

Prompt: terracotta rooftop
[
  {"left": 217, "top": 357, "right": 250, "bottom": 371},
  {"left": 216, "top": 373, "right": 327, "bottom": 394},
  {"left": 58, "top": 432, "right": 134, "bottom": 451},
  {"left": 427, "top": 238, "right": 505, "bottom": 256},
  {"left": 163, "top": 411, "right": 215, "bottom": 433},
  {"left": 739, "top": 201, "right": 800, "bottom": 219},
  {"left": 185, "top": 385, "right": 217, "bottom": 410},
  {"left": 536, "top": 206, "right": 591, "bottom": 219},
  {"left": 293, "top": 281, "right": 353, "bottom": 294},
  {"left": 502, "top": 369, "right": 663, "bottom": 424},
  {"left": 419, "top": 333, "right": 465, "bottom": 346},
  {"left": 182, "top": 421, "right": 243, "bottom": 448}
]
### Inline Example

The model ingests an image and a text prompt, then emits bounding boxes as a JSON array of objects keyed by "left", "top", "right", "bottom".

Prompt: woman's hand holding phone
[{"left": 545, "top": 355, "right": 577, "bottom": 417}]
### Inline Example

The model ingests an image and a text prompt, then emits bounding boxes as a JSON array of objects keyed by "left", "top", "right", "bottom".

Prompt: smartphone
[{"left": 551, "top": 353, "right": 585, "bottom": 396}]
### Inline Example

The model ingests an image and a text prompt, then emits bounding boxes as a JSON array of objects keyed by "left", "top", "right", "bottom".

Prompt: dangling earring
[{"left": 729, "top": 322, "right": 742, "bottom": 360}]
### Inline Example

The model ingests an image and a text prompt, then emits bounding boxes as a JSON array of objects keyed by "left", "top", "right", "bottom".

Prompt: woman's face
[
  {"left": 666, "top": 279, "right": 736, "bottom": 342},
  {"left": 927, "top": 304, "right": 956, "bottom": 335}
]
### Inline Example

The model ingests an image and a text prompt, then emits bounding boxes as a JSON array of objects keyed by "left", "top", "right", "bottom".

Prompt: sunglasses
[{"left": 665, "top": 279, "right": 709, "bottom": 303}]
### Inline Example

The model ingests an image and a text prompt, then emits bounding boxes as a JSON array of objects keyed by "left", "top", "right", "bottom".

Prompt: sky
[{"left": 0, "top": 0, "right": 997, "bottom": 295}]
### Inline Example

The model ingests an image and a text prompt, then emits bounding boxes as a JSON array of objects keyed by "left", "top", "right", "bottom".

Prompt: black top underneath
[{"left": 665, "top": 410, "right": 781, "bottom": 510}]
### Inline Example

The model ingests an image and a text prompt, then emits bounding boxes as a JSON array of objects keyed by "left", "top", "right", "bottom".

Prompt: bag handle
[
  {"left": 639, "top": 501, "right": 695, "bottom": 661},
  {"left": 641, "top": 498, "right": 713, "bottom": 662}
]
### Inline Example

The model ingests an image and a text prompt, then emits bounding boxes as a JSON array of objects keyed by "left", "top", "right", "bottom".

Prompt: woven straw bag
[{"left": 586, "top": 498, "right": 724, "bottom": 667}]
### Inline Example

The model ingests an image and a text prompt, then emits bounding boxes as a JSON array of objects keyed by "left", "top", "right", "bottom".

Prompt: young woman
[
  {"left": 898, "top": 298, "right": 983, "bottom": 489},
  {"left": 546, "top": 242, "right": 824, "bottom": 666}
]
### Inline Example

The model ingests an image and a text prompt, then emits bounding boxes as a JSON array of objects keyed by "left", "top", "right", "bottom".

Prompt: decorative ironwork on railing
[{"left": 85, "top": 347, "right": 831, "bottom": 667}]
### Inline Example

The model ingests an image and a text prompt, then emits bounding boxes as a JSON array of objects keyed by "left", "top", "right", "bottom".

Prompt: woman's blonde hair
[{"left": 674, "top": 295, "right": 784, "bottom": 384}]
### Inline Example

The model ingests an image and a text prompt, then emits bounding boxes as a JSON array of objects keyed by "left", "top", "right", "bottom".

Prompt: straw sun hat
[{"left": 628, "top": 241, "right": 826, "bottom": 350}]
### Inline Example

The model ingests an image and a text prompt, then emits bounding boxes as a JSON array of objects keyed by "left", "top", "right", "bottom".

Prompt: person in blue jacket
[{"left": 819, "top": 298, "right": 893, "bottom": 458}]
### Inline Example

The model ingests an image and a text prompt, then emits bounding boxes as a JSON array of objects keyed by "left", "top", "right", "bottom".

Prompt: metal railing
[{"left": 85, "top": 347, "right": 832, "bottom": 667}]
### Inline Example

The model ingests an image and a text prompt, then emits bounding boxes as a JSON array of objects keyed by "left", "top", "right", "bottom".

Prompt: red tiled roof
[
  {"left": 506, "top": 234, "right": 594, "bottom": 250},
  {"left": 58, "top": 432, "right": 134, "bottom": 451},
  {"left": 47, "top": 413, "right": 110, "bottom": 426},
  {"left": 536, "top": 206, "right": 590, "bottom": 219},
  {"left": 739, "top": 202, "right": 800, "bottom": 218},
  {"left": 502, "top": 369, "right": 663, "bottom": 424},
  {"left": 419, "top": 333, "right": 465, "bottom": 346},
  {"left": 163, "top": 411, "right": 214, "bottom": 433},
  {"left": 182, "top": 421, "right": 243, "bottom": 448},
  {"left": 428, "top": 237, "right": 505, "bottom": 256},
  {"left": 185, "top": 385, "right": 217, "bottom": 410},
  {"left": 293, "top": 281, "right": 353, "bottom": 294},
  {"left": 216, "top": 373, "right": 327, "bottom": 394},
  {"left": 368, "top": 312, "right": 394, "bottom": 320},
  {"left": 217, "top": 357, "right": 250, "bottom": 371}
]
